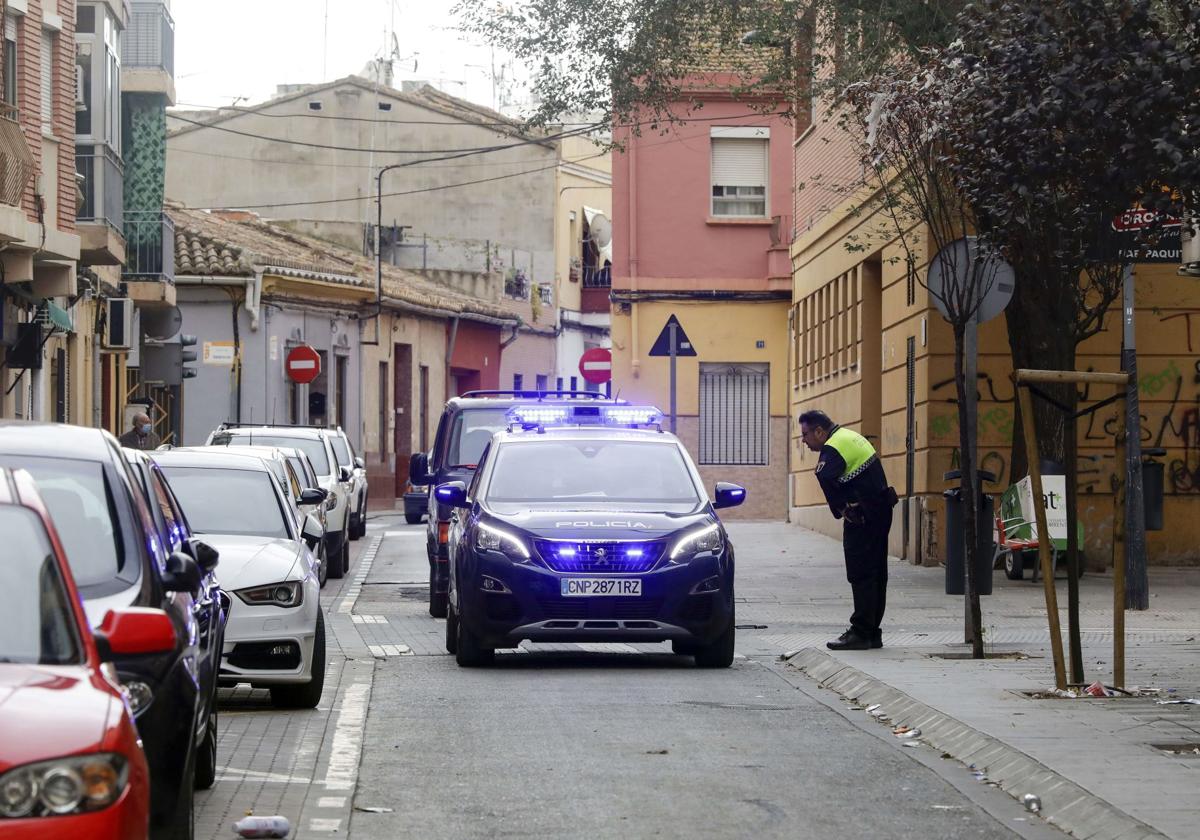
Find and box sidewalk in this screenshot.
[726,522,1200,840]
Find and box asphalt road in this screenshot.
[345,520,1046,840]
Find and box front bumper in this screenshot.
[219,580,320,686]
[457,550,734,647]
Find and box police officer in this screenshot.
[799,410,897,650]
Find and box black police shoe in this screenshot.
[871,632,883,649]
[827,630,871,650]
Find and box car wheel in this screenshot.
[317,539,329,588]
[270,612,326,709]
[429,563,448,618]
[405,511,423,525]
[328,535,346,579]
[693,619,736,668]
[445,603,459,655]
[455,611,493,667]
[1004,550,1024,580]
[167,738,197,840]
[194,704,218,791]
[349,511,362,542]
[341,539,351,576]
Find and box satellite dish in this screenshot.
[140,305,183,341]
[589,214,613,249]
[926,237,1015,325]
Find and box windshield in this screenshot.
[447,408,511,468]
[486,441,701,504]
[0,456,126,588]
[331,437,351,467]
[161,466,290,538]
[216,433,331,476]
[0,507,82,665]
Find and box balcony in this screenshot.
[504,271,530,300]
[123,210,175,292]
[0,104,34,208]
[77,145,126,265]
[122,1,176,103]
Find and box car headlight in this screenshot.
[0,754,128,818]
[669,523,722,562]
[475,522,531,561]
[236,581,303,608]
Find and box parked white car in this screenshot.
[206,424,354,579]
[329,427,368,540]
[153,448,326,709]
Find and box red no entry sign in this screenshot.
[579,347,612,384]
[286,344,322,384]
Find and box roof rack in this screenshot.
[216,422,330,431]
[459,390,619,401]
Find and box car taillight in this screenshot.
[438,522,450,544]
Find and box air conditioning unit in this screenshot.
[105,298,134,349]
[1183,213,1200,276]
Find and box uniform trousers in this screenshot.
[842,514,891,640]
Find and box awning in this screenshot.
[39,299,74,333]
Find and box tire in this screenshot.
[405,511,423,525]
[671,640,699,656]
[445,604,459,654]
[167,739,196,840]
[317,540,329,588]
[328,534,346,580]
[349,512,361,541]
[693,620,736,668]
[193,705,217,791]
[1004,550,1024,580]
[429,563,448,618]
[341,539,351,576]
[270,612,326,709]
[455,611,493,667]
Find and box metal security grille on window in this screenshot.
[40,32,53,126]
[699,363,769,465]
[711,139,767,217]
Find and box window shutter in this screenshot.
[699,363,770,465]
[40,30,53,125]
[5,15,17,42]
[711,138,767,187]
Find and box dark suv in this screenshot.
[436,404,746,668]
[0,421,215,840]
[409,391,623,618]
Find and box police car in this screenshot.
[436,405,746,668]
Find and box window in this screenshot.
[512,373,523,391]
[710,128,769,217]
[535,374,548,392]
[40,30,54,127]
[3,16,17,107]
[149,468,185,551]
[161,467,290,539]
[699,363,770,465]
[798,267,860,386]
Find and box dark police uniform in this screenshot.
[814,425,896,643]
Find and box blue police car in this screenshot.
[436,405,746,668]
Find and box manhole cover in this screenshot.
[1151,743,1200,757]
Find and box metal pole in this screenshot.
[963,316,978,645]
[669,320,677,434]
[375,169,383,347]
[1113,385,1128,689]
[1121,264,1149,610]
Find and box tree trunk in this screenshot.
[1064,383,1085,685]
[954,323,985,659]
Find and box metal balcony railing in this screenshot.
[0,103,35,207]
[504,273,530,299]
[123,1,175,74]
[123,210,175,282]
[76,145,124,232]
[582,265,611,288]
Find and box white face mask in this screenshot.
[139,423,152,435]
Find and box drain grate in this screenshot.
[929,651,1034,660]
[1151,743,1200,757]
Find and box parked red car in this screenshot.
[0,468,175,839]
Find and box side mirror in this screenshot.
[409,452,430,485]
[434,481,469,509]
[302,512,324,548]
[162,551,203,593]
[713,482,747,510]
[338,466,352,483]
[354,456,365,470]
[186,538,220,573]
[299,487,329,506]
[95,607,177,659]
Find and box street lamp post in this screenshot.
[366,162,408,346]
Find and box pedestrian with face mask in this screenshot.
[798,410,898,650]
[119,412,162,450]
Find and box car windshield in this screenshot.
[216,433,330,476]
[485,440,701,504]
[447,408,511,468]
[0,456,126,588]
[160,466,290,538]
[0,507,82,665]
[331,437,351,467]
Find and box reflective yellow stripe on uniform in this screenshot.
[826,427,877,483]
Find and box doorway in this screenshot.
[859,257,883,445]
[393,344,413,497]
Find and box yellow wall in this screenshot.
[554,136,612,313]
[789,192,1200,565]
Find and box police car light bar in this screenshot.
[602,406,663,426]
[506,404,664,430]
[509,406,571,426]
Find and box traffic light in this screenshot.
[180,334,198,380]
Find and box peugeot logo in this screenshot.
[594,547,608,564]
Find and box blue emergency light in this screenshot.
[506,404,665,431]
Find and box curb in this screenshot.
[785,648,1168,840]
